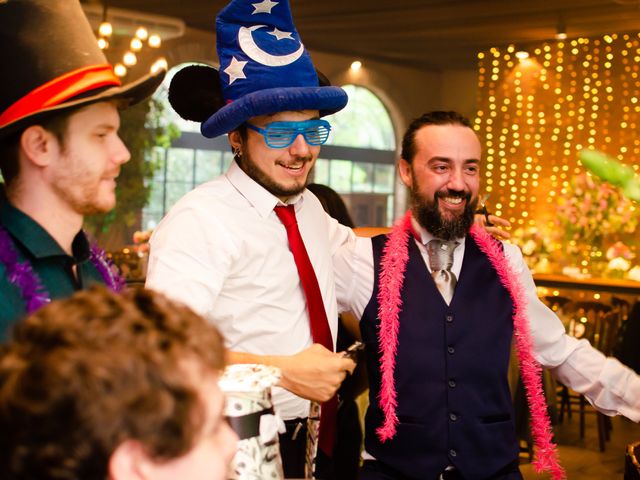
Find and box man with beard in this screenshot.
[146,0,356,477]
[333,111,640,480]
[0,0,165,339]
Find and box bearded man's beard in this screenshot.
[411,184,477,240]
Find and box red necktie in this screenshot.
[274,204,337,457]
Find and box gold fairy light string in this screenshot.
[475,31,640,231]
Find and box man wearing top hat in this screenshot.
[0,0,165,340]
[146,0,356,476]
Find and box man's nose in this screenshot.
[288,133,311,155]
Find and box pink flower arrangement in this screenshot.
[606,241,634,261]
[133,229,153,245]
[555,173,638,256]
[131,229,153,254]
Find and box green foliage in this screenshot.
[84,97,179,237]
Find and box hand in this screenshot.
[474,213,511,240]
[278,343,356,402]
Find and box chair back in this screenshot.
[564,300,612,340]
[625,441,640,480]
[593,310,621,356]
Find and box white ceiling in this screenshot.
[85,0,640,70]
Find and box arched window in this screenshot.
[313,85,396,226]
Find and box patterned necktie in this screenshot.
[426,239,459,305]
[273,205,337,465]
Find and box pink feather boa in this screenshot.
[376,210,565,479]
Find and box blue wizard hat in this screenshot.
[168,0,348,138]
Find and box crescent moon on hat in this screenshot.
[238,25,305,67]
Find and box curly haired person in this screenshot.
[0,286,237,480]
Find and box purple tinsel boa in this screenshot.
[0,226,125,314]
[0,226,49,312]
[90,244,126,292]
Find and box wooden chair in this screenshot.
[557,308,621,451]
[625,441,640,480]
[543,295,572,313]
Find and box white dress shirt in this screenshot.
[146,161,355,419]
[333,218,640,421]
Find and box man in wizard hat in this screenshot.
[0,0,165,340]
[146,0,356,477]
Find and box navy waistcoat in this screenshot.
[361,234,519,479]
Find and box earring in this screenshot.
[232,146,242,158]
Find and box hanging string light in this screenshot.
[151,57,168,74]
[135,26,149,41]
[98,4,112,37]
[148,34,162,48]
[475,31,640,233]
[92,4,166,78]
[123,51,137,67]
[114,63,127,77]
[130,37,143,52]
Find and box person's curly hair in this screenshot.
[0,286,226,480]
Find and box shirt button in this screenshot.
[447,346,455,354]
[448,379,456,388]
[446,315,453,323]
[449,413,458,421]
[449,449,457,457]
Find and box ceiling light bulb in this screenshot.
[151,57,168,74]
[130,37,143,51]
[148,34,162,48]
[515,50,530,60]
[123,51,137,66]
[556,31,567,40]
[135,26,149,40]
[97,37,109,50]
[99,21,112,37]
[114,63,127,77]
[350,60,362,72]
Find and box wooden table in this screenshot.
[533,273,640,296]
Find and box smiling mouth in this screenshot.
[441,195,464,205]
[278,160,308,171]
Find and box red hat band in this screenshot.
[0,64,121,129]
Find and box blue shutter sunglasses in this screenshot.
[245,119,332,148]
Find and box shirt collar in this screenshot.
[0,201,91,262]
[225,160,304,217]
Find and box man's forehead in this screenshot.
[70,100,119,117]
[415,124,481,156]
[251,109,320,122]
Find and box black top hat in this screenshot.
[0,0,166,139]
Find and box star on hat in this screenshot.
[224,57,248,84]
[252,0,278,14]
[268,28,294,41]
